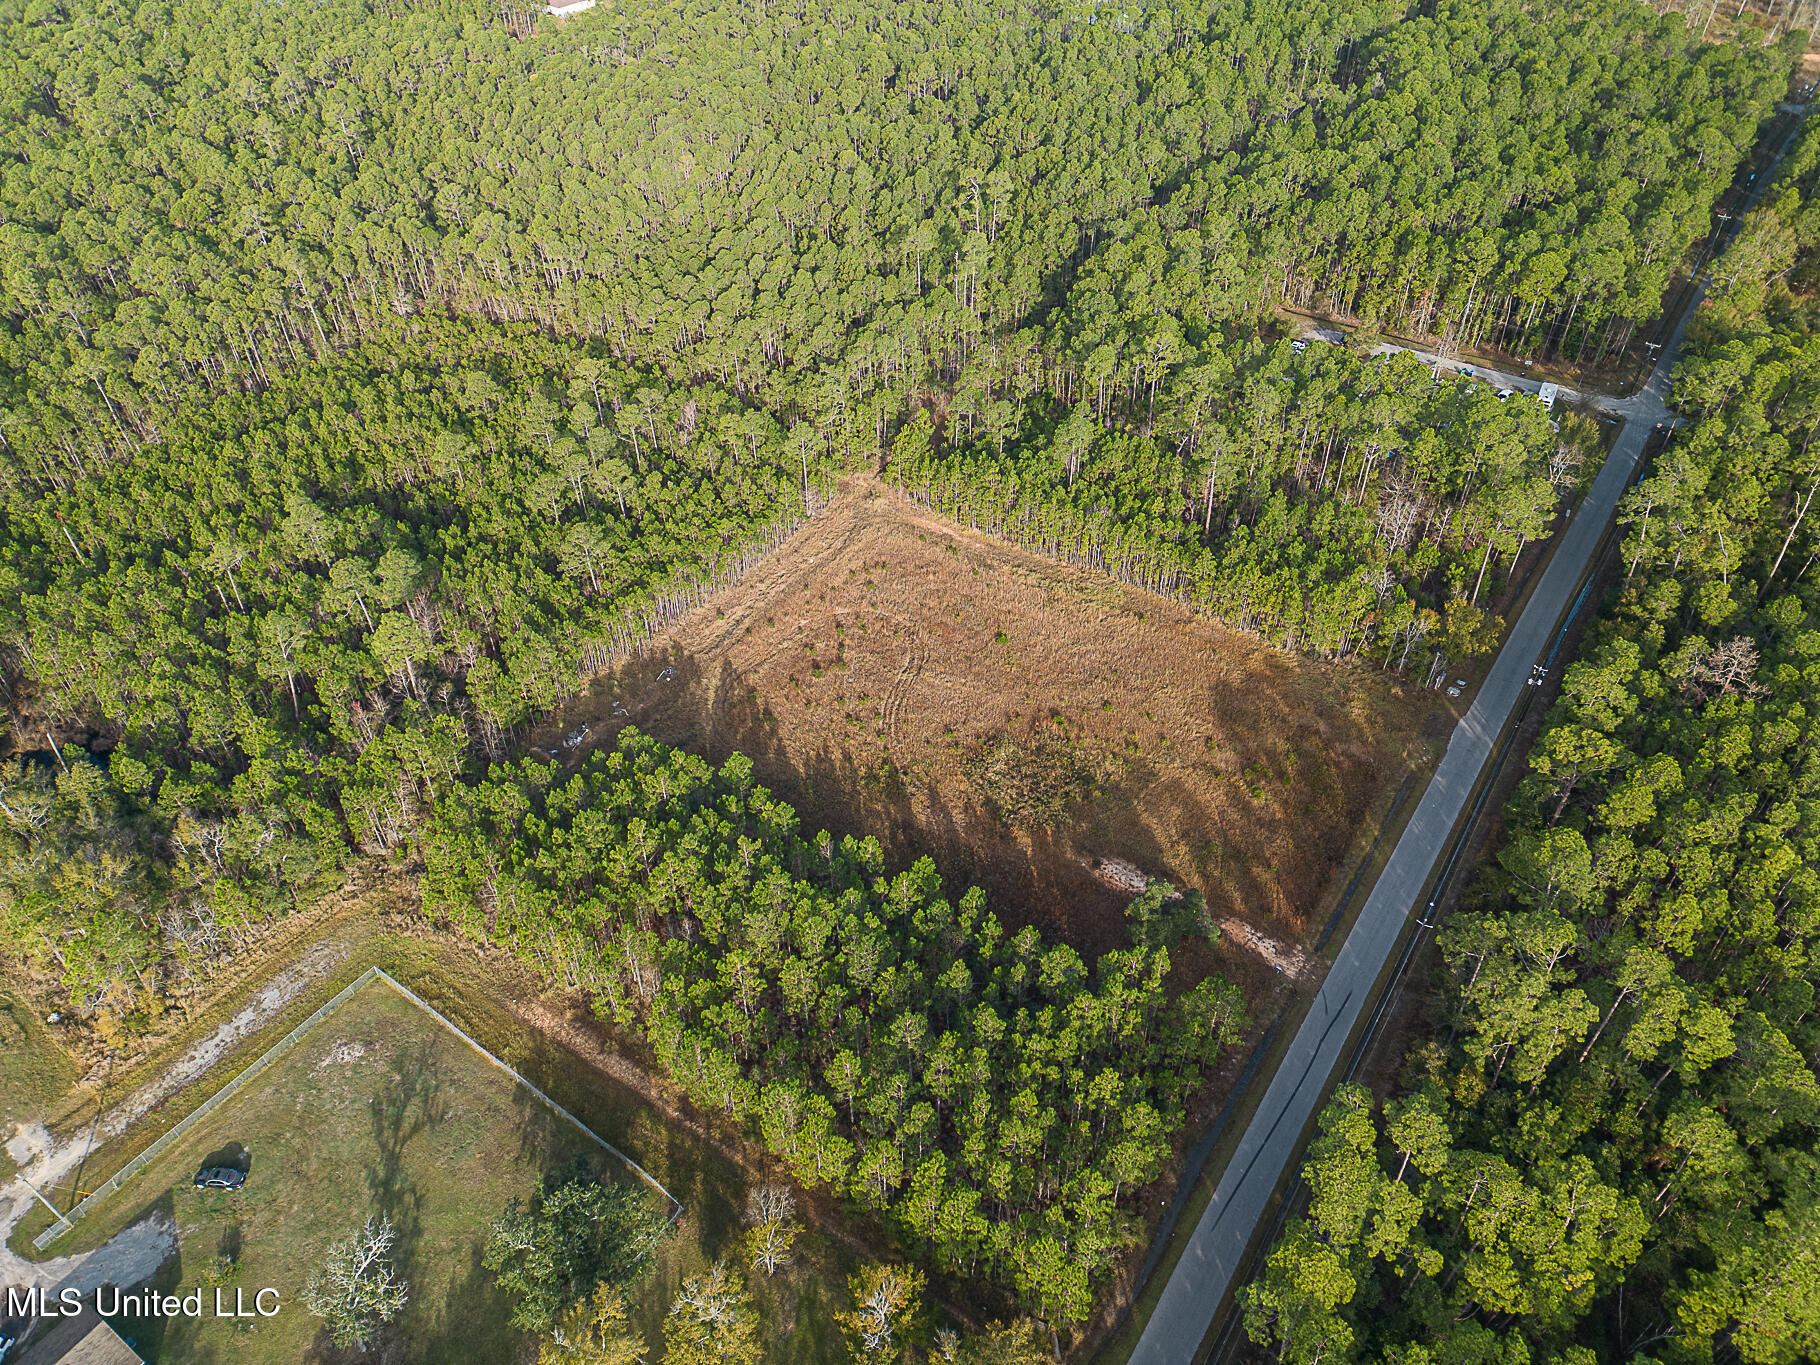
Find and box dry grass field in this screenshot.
[537,478,1442,996]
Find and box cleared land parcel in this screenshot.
[544,481,1439,982]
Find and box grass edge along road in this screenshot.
[1122,104,1814,1365]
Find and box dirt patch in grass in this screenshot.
[537,477,1434,999]
[99,939,353,1144]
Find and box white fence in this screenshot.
[34,966,678,1250]
[370,969,680,1219]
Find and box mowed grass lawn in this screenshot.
[68,982,649,1364]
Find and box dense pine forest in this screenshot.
[0,0,1812,1345]
[0,318,833,1007]
[1244,122,1820,1365]
[1,0,1793,450]
[424,732,1247,1320]
[895,345,1593,659]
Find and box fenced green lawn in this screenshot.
[18,931,860,1364]
[62,984,606,1361]
[44,972,848,1365]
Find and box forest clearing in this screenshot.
[3,0,1811,1354]
[535,479,1447,993]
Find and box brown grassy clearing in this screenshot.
[536,477,1439,1000]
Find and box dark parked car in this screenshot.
[193,1166,246,1190]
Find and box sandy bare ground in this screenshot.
[0,940,353,1301]
[1215,916,1313,979]
[96,938,351,1141]
[1,1123,175,1296]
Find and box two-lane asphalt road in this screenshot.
[1128,108,1809,1365]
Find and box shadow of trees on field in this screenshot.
[398,1239,515,1365]
[584,619,1388,971]
[360,1040,444,1343]
[488,1014,761,1358]
[215,1222,244,1267]
[594,648,1184,958]
[502,1008,742,1248]
[288,1042,463,1365]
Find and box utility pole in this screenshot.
[17,1170,65,1225]
[68,1057,113,1212]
